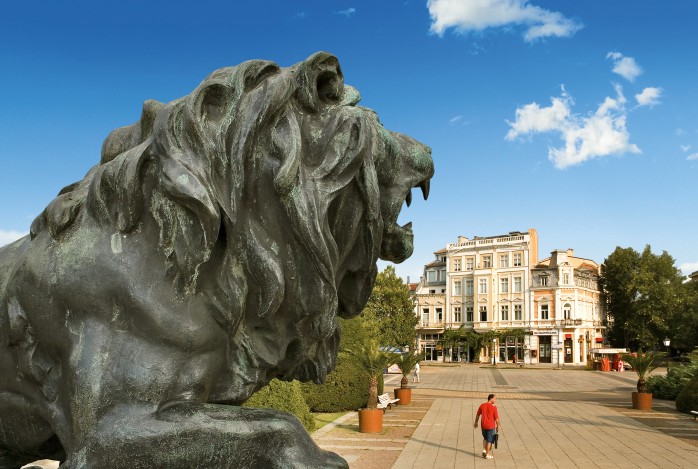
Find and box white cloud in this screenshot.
[427,0,582,42]
[336,8,356,17]
[635,87,662,107]
[606,51,642,82]
[0,230,27,247]
[680,145,691,153]
[676,128,687,136]
[679,261,698,276]
[687,153,698,161]
[506,84,641,169]
[450,115,463,123]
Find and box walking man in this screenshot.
[474,393,500,460]
[413,361,420,383]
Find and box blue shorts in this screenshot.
[482,428,496,444]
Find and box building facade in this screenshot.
[413,229,605,366]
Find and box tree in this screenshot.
[601,245,687,350]
[360,265,418,347]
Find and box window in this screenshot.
[422,308,429,325]
[540,304,549,320]
[454,259,461,271]
[479,306,488,322]
[513,253,522,266]
[436,308,443,322]
[563,272,569,284]
[465,279,474,296]
[478,279,487,294]
[540,275,549,287]
[440,256,446,262]
[427,270,436,282]
[514,304,522,320]
[454,280,462,296]
[466,306,474,322]
[466,258,474,270]
[454,306,462,322]
[500,278,509,293]
[429,289,435,294]
[482,255,492,268]
[500,254,509,268]
[501,305,509,321]
[514,276,522,293]
[564,303,572,320]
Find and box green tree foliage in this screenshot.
[243,379,315,432]
[360,265,418,347]
[601,245,688,350]
[623,350,664,393]
[344,337,399,408]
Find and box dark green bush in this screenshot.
[243,379,315,432]
[675,374,698,413]
[301,317,382,411]
[302,358,369,412]
[647,365,695,400]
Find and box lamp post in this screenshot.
[663,337,671,376]
[493,338,497,366]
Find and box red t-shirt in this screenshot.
[477,402,499,430]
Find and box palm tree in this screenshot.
[623,350,664,393]
[345,338,399,408]
[395,351,421,388]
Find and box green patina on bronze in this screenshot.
[0,52,433,468]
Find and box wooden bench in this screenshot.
[690,411,698,420]
[377,393,400,412]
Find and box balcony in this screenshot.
[418,321,445,329]
[559,319,584,326]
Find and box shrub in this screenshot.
[243,379,315,432]
[302,358,369,412]
[647,363,696,400]
[675,374,698,413]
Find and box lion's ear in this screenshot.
[194,82,232,123]
[295,52,344,112]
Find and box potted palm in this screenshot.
[345,338,399,433]
[623,350,664,410]
[394,351,421,405]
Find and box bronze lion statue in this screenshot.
[0,52,433,468]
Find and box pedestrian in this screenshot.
[474,393,500,460]
[413,361,420,383]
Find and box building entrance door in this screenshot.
[539,336,552,363]
[564,338,574,363]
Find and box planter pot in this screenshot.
[632,392,653,410]
[394,387,412,405]
[358,408,383,433]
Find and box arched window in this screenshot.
[563,303,572,320]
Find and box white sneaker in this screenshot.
[486,454,494,460]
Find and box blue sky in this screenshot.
[1,1,697,283]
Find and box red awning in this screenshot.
[565,334,572,339]
[595,338,603,343]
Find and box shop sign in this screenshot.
[532,330,558,336]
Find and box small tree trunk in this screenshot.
[367,376,378,408]
[637,378,647,393]
[401,376,408,388]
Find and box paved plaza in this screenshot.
[313,364,698,468]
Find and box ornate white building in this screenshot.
[412,229,605,366]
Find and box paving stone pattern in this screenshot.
[313,365,698,469]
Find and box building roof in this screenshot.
[408,282,419,292]
[425,260,446,268]
[434,248,447,254]
[536,256,599,271]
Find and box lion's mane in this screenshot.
[29,52,394,396]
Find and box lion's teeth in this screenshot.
[419,180,430,200]
[405,190,412,207]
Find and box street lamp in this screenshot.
[663,337,671,375]
[493,338,498,366]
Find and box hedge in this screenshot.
[675,374,698,414]
[243,379,315,432]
